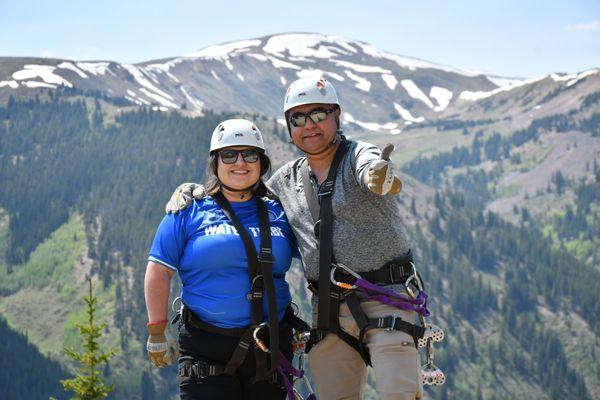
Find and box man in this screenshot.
[166,76,424,399]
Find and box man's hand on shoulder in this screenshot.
[165,182,206,214]
[366,144,403,196]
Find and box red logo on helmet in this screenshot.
[316,79,326,88]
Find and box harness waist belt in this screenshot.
[308,253,415,292]
[183,307,248,337]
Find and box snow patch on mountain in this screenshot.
[296,69,345,82]
[180,86,204,111]
[324,71,344,81]
[267,56,301,70]
[394,102,425,123]
[0,80,19,89]
[551,69,599,87]
[460,75,548,101]
[57,62,88,78]
[263,33,357,59]
[125,90,151,106]
[247,53,268,62]
[144,64,181,83]
[23,81,57,89]
[344,112,398,132]
[381,74,398,90]
[264,34,337,58]
[12,65,72,87]
[332,60,391,74]
[122,64,174,101]
[429,86,453,111]
[401,80,434,108]
[211,70,221,81]
[76,62,113,76]
[185,40,261,60]
[139,88,179,108]
[345,71,371,91]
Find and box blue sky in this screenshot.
[0,0,598,78]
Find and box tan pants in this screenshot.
[309,300,423,400]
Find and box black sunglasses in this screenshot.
[219,149,260,164]
[289,108,335,127]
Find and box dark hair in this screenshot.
[204,151,271,197]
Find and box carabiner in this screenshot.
[253,322,270,353]
[330,263,361,290]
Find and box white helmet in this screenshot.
[283,76,340,113]
[209,119,266,154]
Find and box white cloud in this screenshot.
[565,21,600,31]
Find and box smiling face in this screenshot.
[216,146,261,191]
[289,103,340,155]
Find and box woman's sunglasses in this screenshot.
[219,149,260,164]
[289,108,335,127]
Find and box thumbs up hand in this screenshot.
[366,144,403,196]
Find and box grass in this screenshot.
[496,183,521,198]
[352,127,475,167]
[0,213,147,397]
[0,213,86,294]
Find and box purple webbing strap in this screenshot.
[354,278,430,317]
[276,353,312,400]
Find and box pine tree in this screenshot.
[60,278,117,399]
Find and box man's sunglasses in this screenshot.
[289,108,335,127]
[219,149,260,164]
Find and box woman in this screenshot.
[144,119,299,399]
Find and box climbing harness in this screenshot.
[299,137,446,385]
[173,193,281,383]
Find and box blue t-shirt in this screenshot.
[148,196,297,328]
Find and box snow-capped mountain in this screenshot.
[0,34,495,129]
[0,33,598,135]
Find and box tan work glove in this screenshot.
[165,182,205,214]
[146,320,179,367]
[367,144,403,195]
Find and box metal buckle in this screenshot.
[317,181,334,197]
[389,263,397,283]
[385,315,397,332]
[259,248,275,264]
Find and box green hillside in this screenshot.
[0,89,598,399]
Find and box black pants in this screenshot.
[178,319,293,400]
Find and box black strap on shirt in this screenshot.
[300,137,350,331]
[213,192,278,381]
